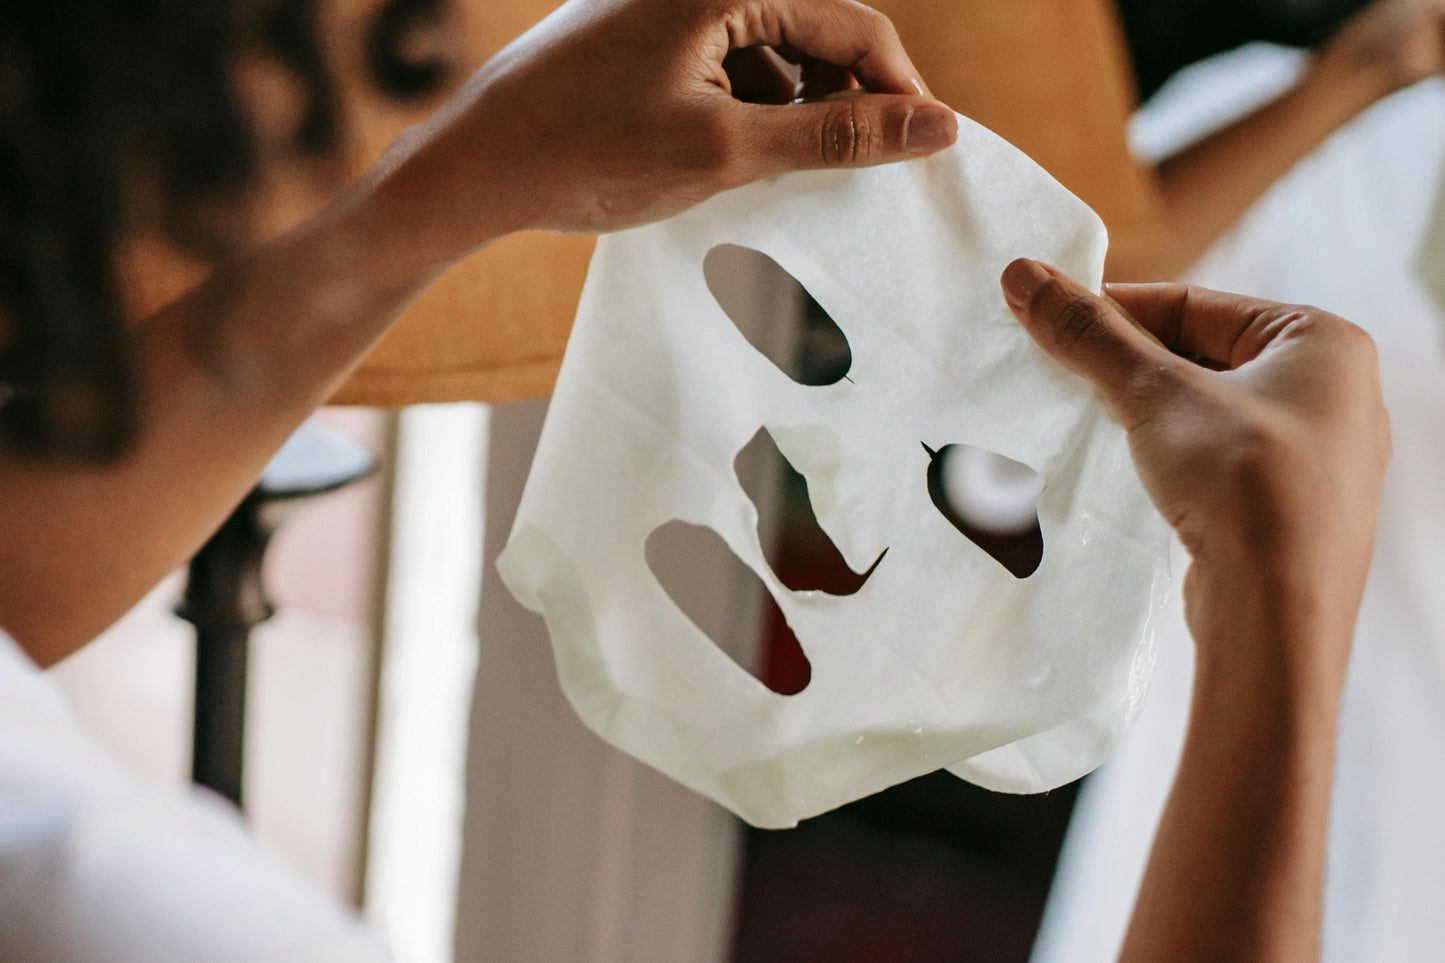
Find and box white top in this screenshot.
[0,630,389,962]
[1032,63,1445,963]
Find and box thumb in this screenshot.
[1002,258,1182,425]
[746,95,957,176]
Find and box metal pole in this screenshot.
[176,492,277,810]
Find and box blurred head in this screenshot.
[0,0,449,460]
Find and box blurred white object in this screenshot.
[1414,155,1445,325]
[0,631,388,962]
[499,112,1171,829]
[941,446,1046,536]
[1128,42,1307,165]
[1033,55,1445,963]
[366,403,488,963]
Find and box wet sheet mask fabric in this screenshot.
[497,112,1172,829]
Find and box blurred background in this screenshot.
[53,0,1445,961]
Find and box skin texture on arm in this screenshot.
[1108,0,1445,281]
[0,0,959,667]
[1002,260,1390,961]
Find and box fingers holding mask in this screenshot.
[413,0,955,236]
[718,0,956,177]
[1001,258,1186,428]
[1103,282,1310,369]
[737,0,931,96]
[737,93,957,177]
[1000,260,1390,617]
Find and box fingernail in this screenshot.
[1001,258,1052,310]
[906,105,957,154]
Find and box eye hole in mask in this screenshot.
[646,521,812,696]
[704,243,852,387]
[924,443,1045,579]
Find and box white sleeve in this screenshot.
[0,631,391,963]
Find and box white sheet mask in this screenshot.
[497,112,1172,828]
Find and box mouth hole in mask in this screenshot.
[735,427,883,595]
[647,521,811,696]
[924,443,1044,579]
[704,244,852,387]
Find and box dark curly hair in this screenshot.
[0,0,449,461]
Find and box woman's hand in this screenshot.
[1001,261,1391,961]
[1002,259,1390,692]
[373,0,957,261]
[1318,0,1445,100]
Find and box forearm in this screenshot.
[1106,57,1389,282]
[0,151,486,666]
[1006,256,1384,963]
[1121,578,1350,963]
[0,0,958,666]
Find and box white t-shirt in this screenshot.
[1032,69,1445,963]
[0,629,389,962]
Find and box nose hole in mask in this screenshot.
[735,427,883,595]
[924,443,1044,579]
[703,243,852,387]
[646,521,811,696]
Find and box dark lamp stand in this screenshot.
[177,423,376,810]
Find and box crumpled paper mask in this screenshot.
[497,112,1171,829]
